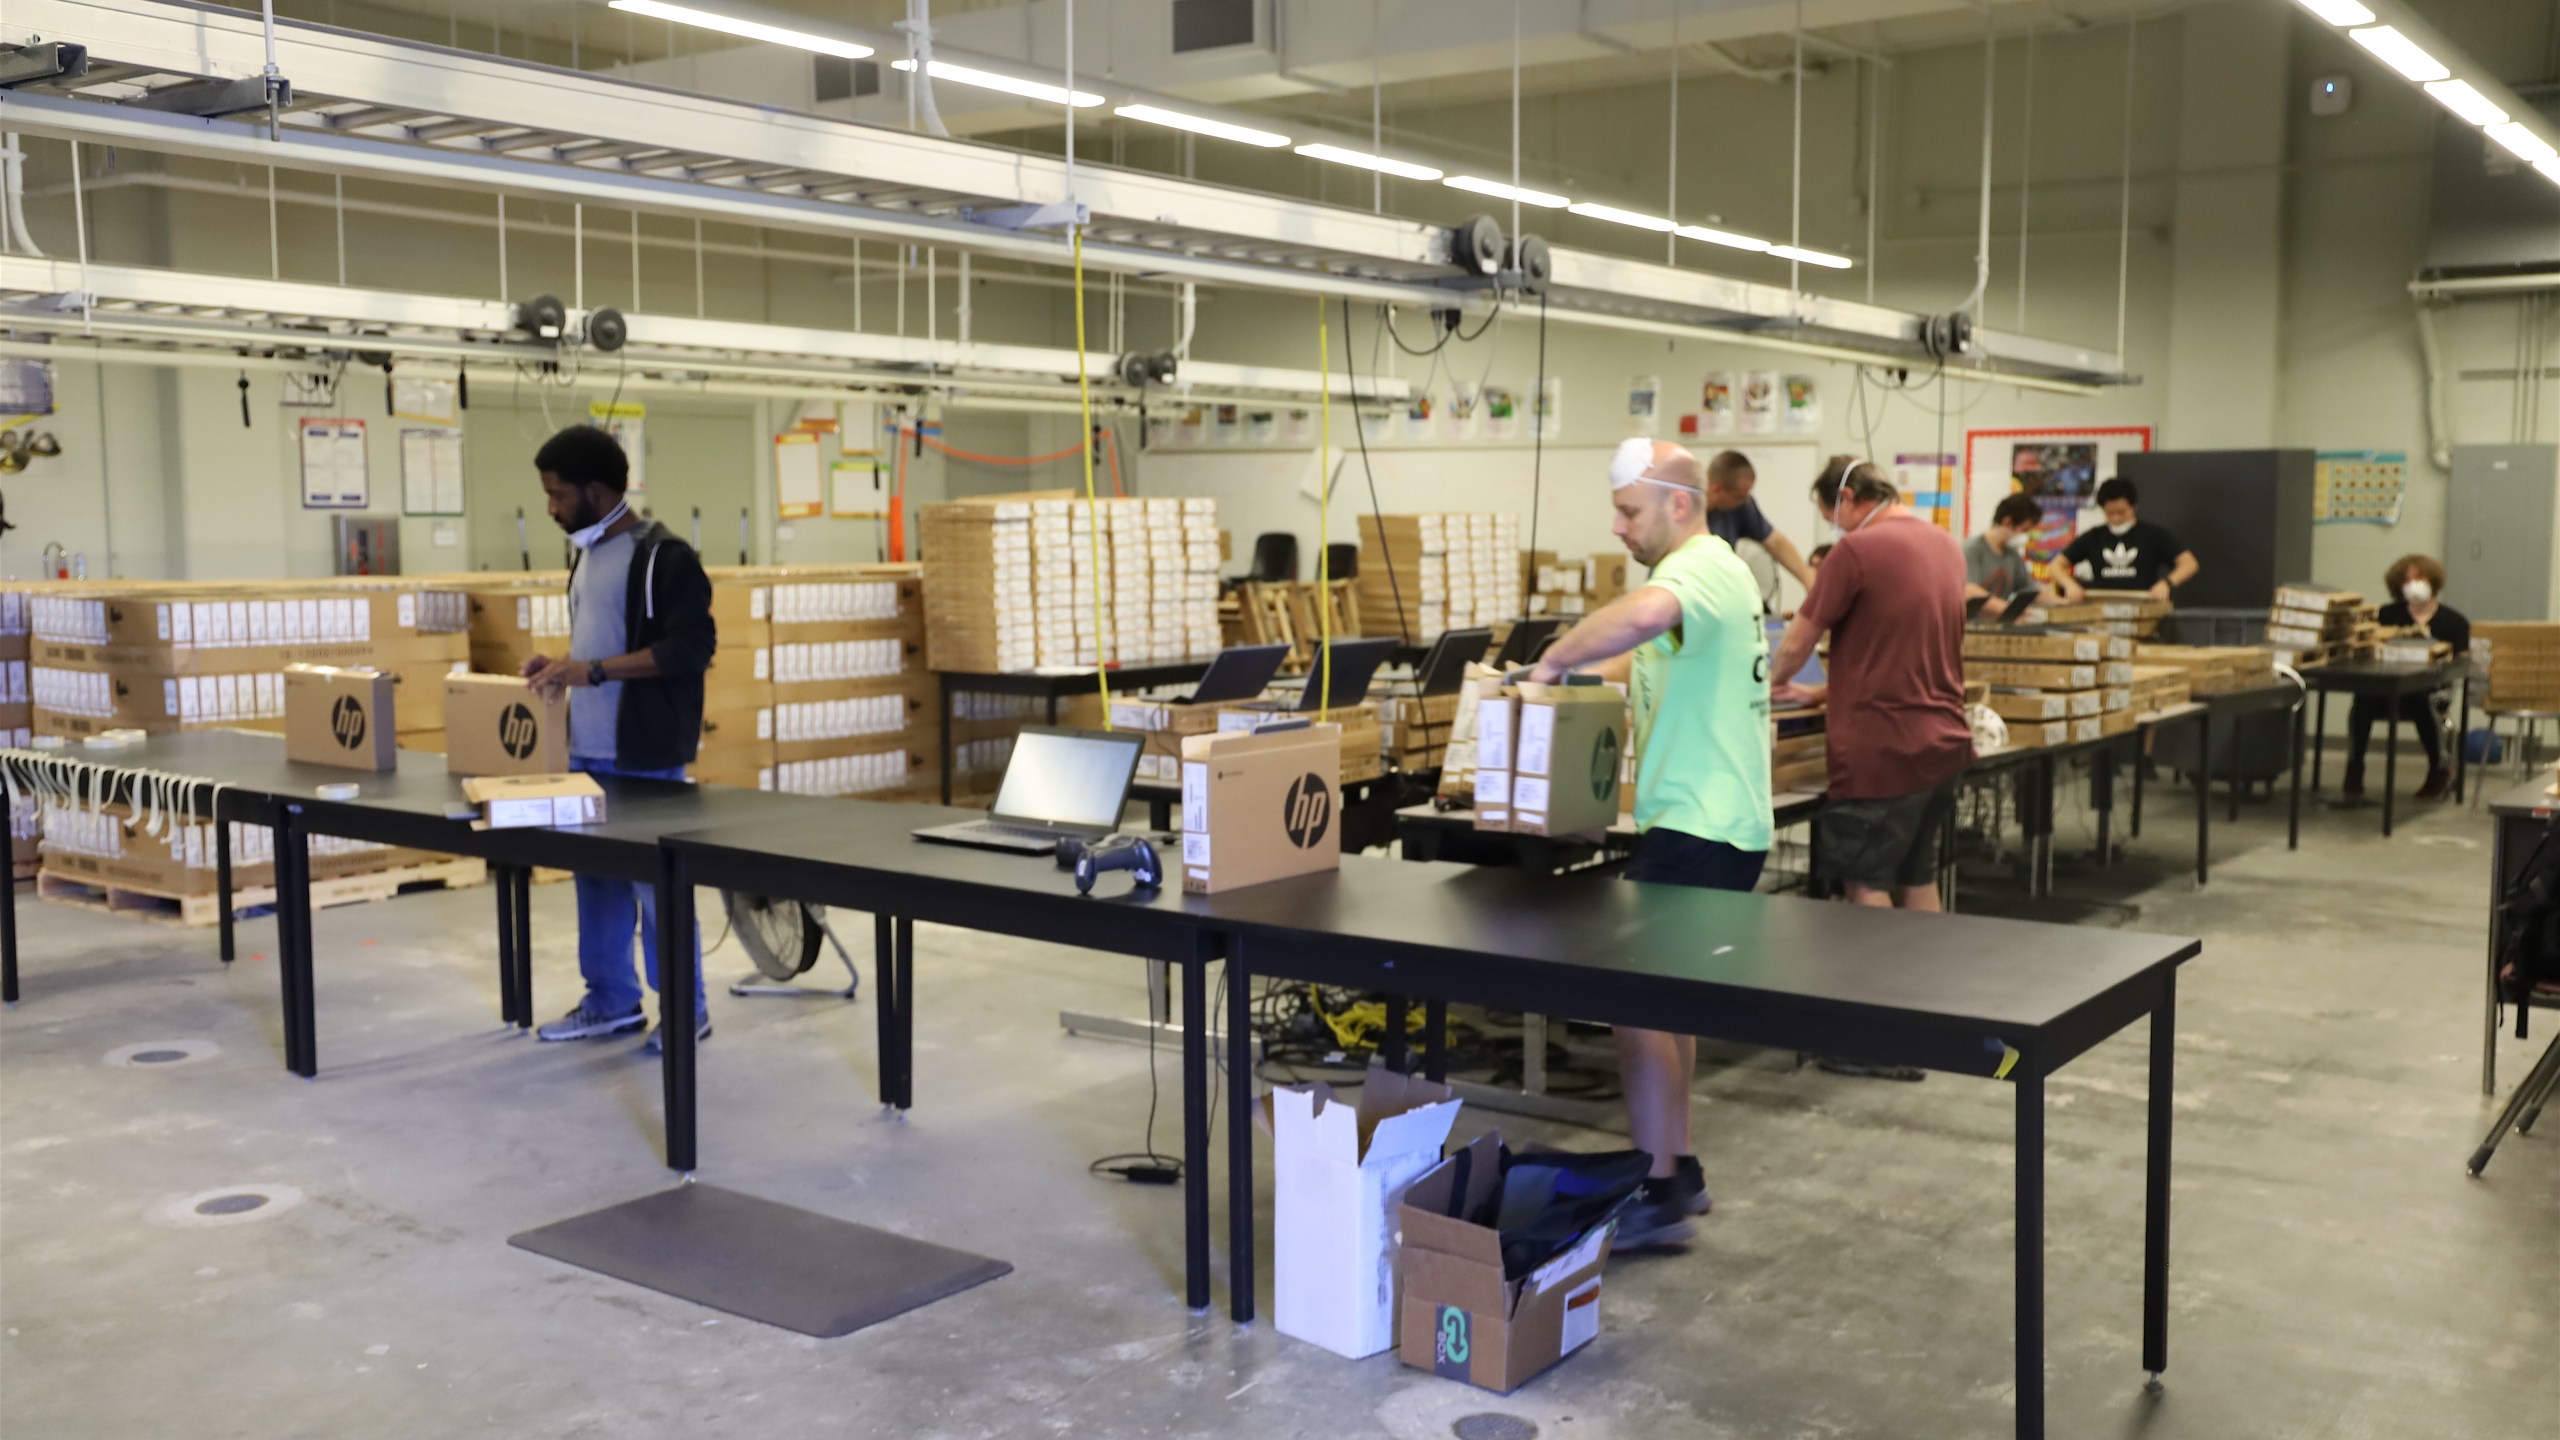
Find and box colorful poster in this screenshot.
[1447,383,1482,441]
[1535,376,1562,440]
[1281,408,1315,445]
[1484,385,1521,441]
[1245,410,1280,446]
[1893,452,1958,534]
[2313,450,2407,525]
[1960,426,2154,569]
[1782,375,1821,436]
[1212,403,1242,445]
[1737,371,1779,435]
[1402,389,1438,443]
[1627,374,1661,437]
[1700,373,1736,435]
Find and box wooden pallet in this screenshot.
[37,856,489,928]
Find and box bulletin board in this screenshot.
[2313,450,2406,525]
[1963,426,2153,581]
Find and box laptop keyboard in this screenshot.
[952,821,1059,843]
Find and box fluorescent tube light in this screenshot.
[1567,202,1677,232]
[1292,144,1443,181]
[2423,80,2508,127]
[889,59,1104,107]
[2348,26,2449,83]
[607,2,872,59]
[2488,121,2560,164]
[1444,175,1570,209]
[1768,244,1855,270]
[1112,105,1289,148]
[1675,224,1771,253]
[2537,157,2560,185]
[2292,0,2375,25]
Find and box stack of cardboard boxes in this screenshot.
[1770,707,1828,793]
[1381,693,1459,774]
[926,494,1222,676]
[2473,623,2560,712]
[1,587,28,750]
[1357,512,1526,645]
[1963,626,2138,749]
[919,496,1036,673]
[2129,643,2280,696]
[2266,584,2378,667]
[2124,665,2195,716]
[1468,679,1627,836]
[1522,551,1632,620]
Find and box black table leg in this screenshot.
[512,866,533,1028]
[495,863,519,1026]
[2383,704,2400,838]
[2193,711,2211,887]
[1421,998,1448,1082]
[2131,735,2145,839]
[2016,1061,2046,1440]
[659,845,699,1173]
[2143,974,2176,1388]
[2226,712,2242,824]
[938,676,956,806]
[1381,994,1410,1073]
[2034,757,2056,898]
[2093,746,2115,869]
[1226,935,1257,1325]
[275,802,316,1079]
[2,820,18,1006]
[894,915,915,1111]
[873,913,900,1109]
[2456,677,2472,803]
[1149,795,1173,832]
[214,792,235,965]
[2312,690,2327,791]
[2288,696,2305,852]
[1180,943,1211,1313]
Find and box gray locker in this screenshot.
[2445,444,2557,621]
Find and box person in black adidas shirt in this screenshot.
[2052,477,2198,603]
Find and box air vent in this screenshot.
[813,56,880,103]
[1173,0,1255,54]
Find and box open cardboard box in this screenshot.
[1396,1131,1614,1393]
[1264,1067,1461,1359]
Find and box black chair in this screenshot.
[1324,543,1359,581]
[1248,532,1297,583]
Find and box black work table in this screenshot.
[936,659,1213,804]
[1392,790,1828,872]
[1203,854,2199,1440]
[2299,661,2470,835]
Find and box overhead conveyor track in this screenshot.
[0,0,2132,391]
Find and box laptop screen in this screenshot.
[989,729,1142,829]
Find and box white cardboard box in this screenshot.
[1270,1068,1462,1359]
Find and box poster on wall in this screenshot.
[1245,410,1280,446]
[1402,390,1437,443]
[1212,404,1242,446]
[1627,375,1661,437]
[1782,376,1821,436]
[1699,373,1736,435]
[774,430,825,520]
[391,374,459,424]
[1737,371,1780,435]
[297,417,369,509]
[1281,408,1315,445]
[1177,405,1208,446]
[1484,385,1521,440]
[1447,383,1481,441]
[1534,376,1563,440]
[829,452,881,517]
[589,401,646,494]
[399,426,465,516]
[1961,426,2154,576]
[1893,453,1958,534]
[0,356,55,415]
[2313,450,2406,525]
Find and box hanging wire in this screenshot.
[1789,2,1803,297]
[1317,297,1333,717]
[2017,28,2034,331]
[2115,17,2138,362]
[1071,226,1112,721]
[1666,0,1681,266]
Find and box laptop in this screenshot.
[1414,627,1494,697]
[1491,617,1564,671]
[912,726,1144,855]
[1177,644,1288,705]
[1764,616,1824,687]
[1296,637,1397,711]
[1964,588,2043,624]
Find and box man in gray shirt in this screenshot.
[1964,494,2045,602]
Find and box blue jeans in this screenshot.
[568,755,705,1016]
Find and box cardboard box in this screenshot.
[461,773,606,829]
[1177,723,1342,893]
[1964,660,2104,691]
[1396,1132,1613,1394]
[443,673,569,777]
[1471,682,1518,833]
[1962,628,2113,663]
[1981,690,2069,722]
[283,664,397,771]
[1506,683,1625,837]
[1270,1069,1463,1358]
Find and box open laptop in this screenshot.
[1414,627,1495,696]
[1964,588,2043,625]
[1296,637,1397,711]
[1177,643,1288,705]
[1765,616,1824,687]
[912,726,1144,855]
[1491,617,1563,671]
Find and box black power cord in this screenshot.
[1341,297,1410,644]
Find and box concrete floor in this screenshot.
[3,776,2556,1439]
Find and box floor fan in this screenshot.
[722,891,862,999]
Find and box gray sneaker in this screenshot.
[642,1013,713,1055]
[1611,1193,1698,1251]
[536,1001,646,1042]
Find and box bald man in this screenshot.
[1528,438,1772,1250]
[1706,450,1819,601]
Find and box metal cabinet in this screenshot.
[2445,444,2558,622]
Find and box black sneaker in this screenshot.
[1663,1155,1712,1217]
[535,1001,646,1042]
[642,1012,713,1055]
[1611,1192,1697,1251]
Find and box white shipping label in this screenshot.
[170,603,192,644]
[753,648,771,680]
[517,597,531,630]
[1560,1279,1602,1354]
[156,603,171,640]
[1476,770,1512,805]
[398,594,416,629]
[1515,705,1556,775]
[1477,699,1514,770]
[1181,761,1208,833]
[1512,776,1551,812]
[1181,831,1212,866]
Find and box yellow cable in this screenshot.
[1073,226,1111,728]
[1317,297,1332,718]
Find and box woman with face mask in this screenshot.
[2344,554,2469,802]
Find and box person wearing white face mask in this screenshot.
[2050,477,2198,604]
[1963,494,2046,601]
[2345,554,2470,803]
[519,425,722,1053]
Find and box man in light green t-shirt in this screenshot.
[1528,437,1773,1249]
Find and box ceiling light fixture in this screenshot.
[889,59,1104,108]
[1443,175,1570,208]
[2537,157,2560,184]
[1112,105,1290,148]
[1768,244,1855,270]
[2488,121,2560,165]
[1292,144,1443,181]
[2292,0,2375,25]
[1674,224,1771,253]
[2423,79,2508,128]
[606,1,872,59]
[2348,26,2449,83]
[1567,202,1677,232]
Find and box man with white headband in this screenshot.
[1526,436,1772,1248]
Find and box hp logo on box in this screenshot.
[330,695,367,749]
[499,702,540,760]
[1282,773,1331,850]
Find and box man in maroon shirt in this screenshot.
[1769,456,1971,913]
